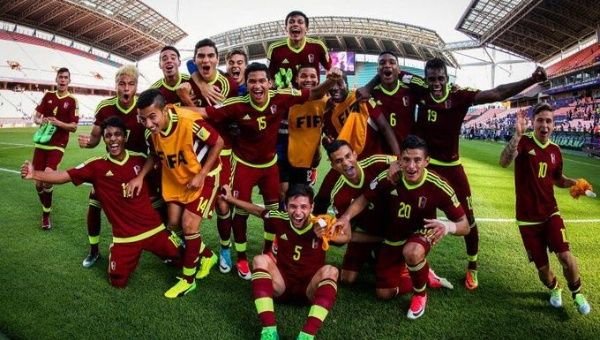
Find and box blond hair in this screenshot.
[114,64,139,83]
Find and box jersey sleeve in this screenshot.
[320,43,332,70]
[205,104,235,124]
[35,92,50,114]
[70,96,80,123]
[400,72,429,99]
[552,147,564,182]
[363,170,393,202]
[366,97,382,119]
[439,186,465,222]
[66,161,96,186]
[282,88,311,107]
[193,119,220,146]
[313,179,335,214]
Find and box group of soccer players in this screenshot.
[20,9,593,340]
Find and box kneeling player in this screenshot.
[221,184,349,340]
[335,135,469,319]
[21,116,182,288]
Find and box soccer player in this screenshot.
[499,103,591,315]
[334,135,470,320]
[178,38,240,275]
[267,10,331,89]
[190,62,342,280]
[371,51,422,147]
[279,64,327,203]
[22,116,182,288]
[134,89,223,298]
[30,67,79,230]
[410,58,548,290]
[315,140,454,289]
[78,65,150,268]
[322,76,400,159]
[226,49,248,95]
[220,184,349,340]
[151,46,190,105]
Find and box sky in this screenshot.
[137,0,536,90]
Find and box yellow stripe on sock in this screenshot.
[318,279,338,291]
[264,232,275,241]
[235,242,247,252]
[308,304,329,321]
[42,206,52,213]
[413,284,427,293]
[220,239,231,247]
[408,260,427,272]
[88,235,100,245]
[255,297,274,314]
[468,254,478,262]
[183,266,196,276]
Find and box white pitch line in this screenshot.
[0,142,33,147]
[0,167,19,174]
[475,217,600,224]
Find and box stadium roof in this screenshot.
[0,0,187,61]
[456,0,600,63]
[209,16,458,68]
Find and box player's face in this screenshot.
[296,67,319,89]
[329,145,359,181]
[137,104,167,134]
[425,67,448,99]
[247,70,272,106]
[55,71,70,92]
[116,75,137,107]
[286,15,307,43]
[194,46,218,80]
[533,110,554,143]
[378,54,399,86]
[286,195,313,228]
[400,148,429,184]
[103,126,126,159]
[328,79,348,103]
[159,49,181,78]
[227,54,247,85]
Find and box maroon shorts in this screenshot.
[170,173,218,218]
[518,215,569,268]
[375,234,431,290]
[275,270,314,305]
[428,164,474,225]
[342,240,380,272]
[230,159,279,208]
[219,152,232,187]
[108,230,181,287]
[32,148,63,171]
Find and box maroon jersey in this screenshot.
[315,154,395,235]
[150,73,191,105]
[35,91,79,150]
[263,210,325,280]
[205,88,310,166]
[363,168,464,242]
[189,72,238,149]
[267,37,331,89]
[514,133,563,224]
[372,76,418,147]
[94,97,147,154]
[412,87,479,164]
[67,151,162,238]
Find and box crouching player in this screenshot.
[21,116,182,288]
[499,103,591,315]
[335,135,469,319]
[221,184,349,340]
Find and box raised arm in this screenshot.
[308,68,343,100]
[78,124,102,149]
[474,67,547,105]
[499,110,526,167]
[21,160,72,184]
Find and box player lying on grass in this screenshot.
[333,135,470,320]
[21,116,183,289]
[499,102,592,315]
[220,183,349,340]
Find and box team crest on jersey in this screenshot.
[550,153,556,164]
[64,102,69,109]
[444,99,452,109]
[403,96,410,107]
[312,238,319,249]
[308,54,315,63]
[270,105,278,114]
[48,100,53,104]
[369,178,379,190]
[133,165,141,175]
[418,196,427,209]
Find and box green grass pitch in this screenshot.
[0,127,599,339]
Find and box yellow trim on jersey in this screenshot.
[425,171,456,198]
[54,91,72,100]
[532,133,552,149]
[112,224,166,243]
[402,168,429,190]
[116,96,138,114]
[220,149,232,156]
[34,144,65,152]
[152,73,190,91]
[383,239,407,246]
[287,37,306,53]
[376,79,408,96]
[232,152,277,168]
[430,83,452,104]
[267,39,288,59]
[517,212,561,226]
[429,158,462,166]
